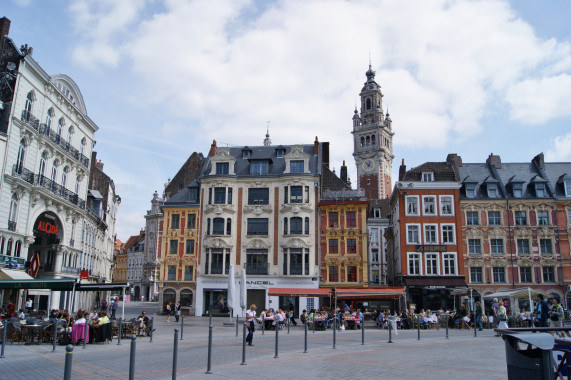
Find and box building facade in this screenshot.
[143,191,163,302]
[367,199,390,285]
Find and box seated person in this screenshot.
[17,309,26,320]
[300,310,307,325]
[94,312,109,328]
[137,311,150,336]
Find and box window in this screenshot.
[564,179,571,196]
[423,196,436,215]
[67,126,73,145]
[465,184,476,198]
[24,91,33,119]
[39,152,47,178]
[329,212,338,227]
[16,139,25,174]
[328,266,339,282]
[520,267,532,283]
[214,188,226,204]
[487,184,499,198]
[407,225,420,244]
[290,160,304,173]
[515,211,527,226]
[206,248,226,274]
[408,253,421,275]
[490,239,504,254]
[171,214,180,229]
[212,218,225,235]
[470,267,483,283]
[466,211,479,225]
[184,266,193,281]
[425,253,439,275]
[169,240,178,255]
[537,211,549,225]
[247,218,268,235]
[512,183,523,197]
[443,253,456,275]
[187,214,196,229]
[346,211,356,228]
[468,239,481,254]
[370,228,379,243]
[329,239,338,254]
[517,239,530,254]
[290,186,302,203]
[57,118,64,137]
[440,196,453,215]
[246,249,268,275]
[424,224,438,244]
[304,217,309,234]
[347,266,357,282]
[488,211,501,225]
[374,208,381,218]
[250,160,269,175]
[493,267,505,283]
[405,196,419,215]
[216,162,229,175]
[45,108,54,129]
[441,224,455,244]
[51,160,59,183]
[283,248,308,275]
[168,265,176,281]
[347,239,357,254]
[248,188,269,204]
[535,183,546,197]
[80,138,86,156]
[371,248,379,263]
[290,217,303,234]
[242,149,251,159]
[185,239,194,255]
[540,239,553,254]
[276,148,285,158]
[422,172,434,182]
[543,267,555,283]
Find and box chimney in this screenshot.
[0,17,10,48]
[314,136,319,155]
[446,153,462,180]
[209,140,217,157]
[340,160,348,184]
[398,158,406,181]
[533,153,545,170]
[486,153,501,169]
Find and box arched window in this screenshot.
[8,193,18,224]
[75,176,80,194]
[67,126,74,145]
[14,241,21,258]
[80,137,86,156]
[24,92,34,120]
[6,239,12,256]
[366,98,372,110]
[0,236,4,255]
[57,118,64,138]
[62,166,69,188]
[366,136,370,145]
[46,108,54,130]
[51,159,59,183]
[371,135,376,145]
[16,139,26,174]
[360,136,365,147]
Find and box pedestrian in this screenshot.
[246,304,257,346]
[475,302,483,331]
[111,298,118,319]
[165,301,172,322]
[537,294,549,327]
[549,298,564,328]
[101,299,108,312]
[25,297,33,314]
[174,302,181,322]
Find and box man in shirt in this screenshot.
[537,294,549,327]
[137,311,150,336]
[246,304,257,346]
[25,298,33,313]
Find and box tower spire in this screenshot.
[263,121,272,146]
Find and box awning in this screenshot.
[0,268,34,280]
[483,288,540,301]
[76,282,130,292]
[335,287,405,300]
[267,288,330,297]
[88,189,104,200]
[0,278,76,290]
[405,276,467,288]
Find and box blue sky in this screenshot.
[4,0,571,241]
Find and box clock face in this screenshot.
[362,159,375,172]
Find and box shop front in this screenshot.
[404,276,467,311]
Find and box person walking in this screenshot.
[475,301,483,331]
[246,304,257,346]
[110,298,118,319]
[174,302,181,322]
[537,294,549,327]
[549,298,564,328]
[166,301,172,322]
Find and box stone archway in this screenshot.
[28,211,63,273]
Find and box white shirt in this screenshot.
[246,309,256,321]
[25,300,32,308]
[75,318,86,324]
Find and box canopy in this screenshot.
[335,287,405,300]
[0,268,34,280]
[0,278,76,290]
[268,288,330,297]
[75,282,129,292]
[483,288,540,301]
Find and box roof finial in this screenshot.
[263,121,272,146]
[369,52,372,69]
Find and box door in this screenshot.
[247,289,266,312]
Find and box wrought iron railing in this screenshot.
[7,221,16,231]
[245,262,268,275]
[289,263,303,275]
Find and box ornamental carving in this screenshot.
[204,238,231,249]
[245,239,268,249]
[213,147,231,159]
[285,145,308,159]
[243,205,272,215]
[204,204,234,215]
[282,238,309,249]
[280,204,313,214]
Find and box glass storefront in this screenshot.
[203,290,229,315]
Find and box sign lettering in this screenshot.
[37,221,58,235]
[415,245,447,252]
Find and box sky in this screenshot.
[3,0,571,241]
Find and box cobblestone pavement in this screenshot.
[0,304,508,379]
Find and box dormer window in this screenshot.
[487,184,499,198]
[422,172,434,182]
[290,160,304,173]
[512,183,523,198]
[465,184,476,198]
[216,162,229,175]
[563,179,571,196]
[535,183,546,197]
[242,148,251,159]
[250,160,269,175]
[276,148,285,158]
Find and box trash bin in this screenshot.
[502,333,554,380]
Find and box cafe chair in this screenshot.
[72,323,89,344]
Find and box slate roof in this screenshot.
[368,199,391,218]
[162,179,201,208]
[400,162,457,182]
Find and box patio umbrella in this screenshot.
[227,265,235,320]
[240,269,247,316]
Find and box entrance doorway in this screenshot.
[247,289,265,311]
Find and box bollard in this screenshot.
[52,319,58,352]
[417,314,421,341]
[262,318,265,335]
[312,317,315,333]
[206,315,213,374]
[149,317,154,343]
[180,315,184,340]
[474,320,477,338]
[332,317,336,349]
[274,321,279,359]
[361,317,365,345]
[446,315,449,339]
[129,335,137,380]
[1,321,9,358]
[117,318,122,346]
[236,315,239,337]
[63,344,73,380]
[83,319,89,349]
[287,316,290,334]
[388,320,393,343]
[303,321,308,353]
[172,328,179,380]
[241,322,247,365]
[437,315,440,331]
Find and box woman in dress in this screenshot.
[165,301,172,322]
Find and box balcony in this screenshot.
[20,110,90,168]
[7,221,16,231]
[11,165,86,209]
[210,263,224,274]
[289,263,303,275]
[245,262,268,275]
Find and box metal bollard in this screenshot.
[262,318,265,335]
[129,335,136,380]
[117,318,122,346]
[446,315,449,339]
[274,321,279,359]
[0,321,8,358]
[332,318,336,349]
[417,314,421,340]
[312,318,315,333]
[241,322,247,365]
[388,320,393,343]
[180,315,184,340]
[149,317,154,343]
[474,320,477,338]
[83,320,89,349]
[172,328,179,380]
[303,321,308,353]
[63,344,73,380]
[236,315,239,337]
[287,316,290,334]
[205,315,213,374]
[361,317,365,345]
[52,319,58,352]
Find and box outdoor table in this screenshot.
[313,317,327,330]
[121,321,137,338]
[343,317,360,330]
[264,317,275,330]
[22,324,43,345]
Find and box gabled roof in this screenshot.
[401,162,457,182]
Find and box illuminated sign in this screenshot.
[37,221,58,235]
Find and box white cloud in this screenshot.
[546,133,571,161]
